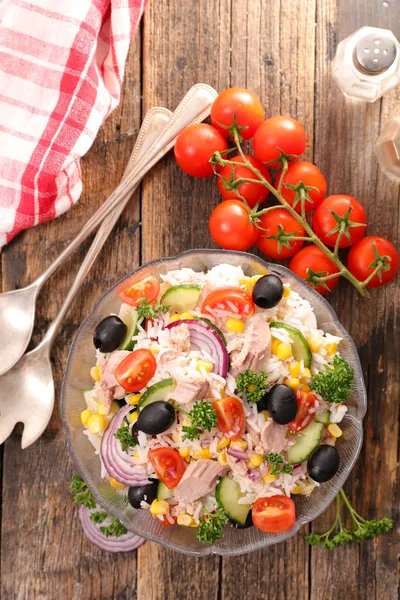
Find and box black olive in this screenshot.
[265,384,298,425]
[307,445,340,483]
[93,315,127,353]
[252,274,284,309]
[137,401,176,435]
[232,511,253,529]
[128,478,158,509]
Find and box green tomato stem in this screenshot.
[361,262,383,288]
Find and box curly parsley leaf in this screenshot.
[310,355,354,404]
[115,420,137,451]
[90,510,108,524]
[70,473,96,509]
[197,504,228,544]
[236,369,269,404]
[181,401,218,441]
[265,453,293,476]
[136,298,169,320]
[100,516,128,538]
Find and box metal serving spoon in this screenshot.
[0,83,218,378]
[0,84,218,448]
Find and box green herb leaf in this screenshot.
[100,516,128,538]
[115,420,137,451]
[197,504,228,545]
[136,298,169,320]
[236,369,269,404]
[310,355,354,404]
[70,473,96,509]
[265,453,293,476]
[90,510,108,524]
[181,401,218,441]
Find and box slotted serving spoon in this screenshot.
[0,84,218,448]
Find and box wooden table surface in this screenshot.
[1,0,399,598]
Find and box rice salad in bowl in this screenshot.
[76,259,359,546]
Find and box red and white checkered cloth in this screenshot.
[0,0,147,249]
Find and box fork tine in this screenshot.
[0,417,17,446]
[21,416,48,449]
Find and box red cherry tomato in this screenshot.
[217,155,271,208]
[212,397,246,441]
[312,195,367,248]
[276,161,327,213]
[252,496,296,534]
[174,123,228,178]
[289,246,340,295]
[201,287,255,318]
[211,88,265,141]
[209,200,260,251]
[256,208,305,259]
[117,276,160,308]
[153,513,177,527]
[287,389,318,433]
[253,116,306,168]
[115,349,157,393]
[148,448,185,489]
[348,236,399,288]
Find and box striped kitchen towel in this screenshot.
[0,0,147,248]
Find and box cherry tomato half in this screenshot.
[117,276,160,308]
[287,389,318,433]
[211,88,265,141]
[209,200,260,251]
[202,287,255,318]
[253,116,306,168]
[149,448,185,489]
[276,161,327,213]
[212,397,246,440]
[115,349,157,393]
[289,245,340,295]
[348,236,399,288]
[256,208,305,260]
[252,496,296,534]
[174,123,228,178]
[153,513,177,528]
[312,195,367,249]
[217,155,271,208]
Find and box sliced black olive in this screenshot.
[128,478,158,509]
[265,384,298,425]
[307,445,340,483]
[93,315,127,353]
[252,274,284,309]
[137,401,175,435]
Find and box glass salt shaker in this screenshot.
[332,26,400,102]
[375,118,400,182]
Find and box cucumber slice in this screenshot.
[118,304,139,351]
[316,410,330,425]
[196,317,227,346]
[269,322,312,368]
[215,477,252,526]
[161,284,201,313]
[83,388,100,413]
[157,481,175,501]
[138,378,175,410]
[287,420,324,464]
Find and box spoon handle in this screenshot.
[40,84,217,348]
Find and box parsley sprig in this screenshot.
[197,504,228,544]
[136,298,169,320]
[90,510,108,524]
[265,453,293,476]
[306,489,393,549]
[115,420,137,451]
[100,516,128,538]
[71,473,96,509]
[236,369,269,404]
[177,401,218,441]
[310,355,354,404]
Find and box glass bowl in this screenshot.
[61,250,367,556]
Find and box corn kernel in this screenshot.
[230,439,247,451]
[150,499,169,516]
[128,394,142,406]
[262,473,277,484]
[179,312,194,320]
[261,410,270,421]
[289,361,301,378]
[172,433,181,443]
[283,285,291,297]
[326,343,338,356]
[189,520,200,528]
[87,414,106,434]
[178,447,190,459]
[149,345,160,354]
[301,485,314,496]
[276,342,292,361]
[80,409,92,426]
[134,450,140,459]
[308,337,322,353]
[90,365,102,382]
[218,451,228,466]
[225,318,245,333]
[250,454,264,468]
[302,384,310,392]
[271,338,281,355]
[327,423,343,439]
[216,437,230,451]
[284,377,300,390]
[97,402,107,416]
[196,359,212,373]
[240,275,262,294]
[129,411,138,423]
[291,484,302,495]
[181,417,191,427]
[268,317,276,323]
[169,314,181,323]
[302,367,311,381]
[110,477,126,490]
[177,514,195,526]
[194,448,211,460]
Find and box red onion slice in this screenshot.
[79,505,145,553]
[227,446,249,461]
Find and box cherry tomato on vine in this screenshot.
[211,88,265,141]
[252,496,295,534]
[312,195,367,249]
[253,116,306,168]
[289,245,340,295]
[276,161,327,213]
[209,200,260,251]
[256,208,305,259]
[174,123,228,178]
[348,236,399,288]
[217,154,271,207]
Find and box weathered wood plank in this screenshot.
[0,32,143,600]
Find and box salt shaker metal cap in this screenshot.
[332,26,400,102]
